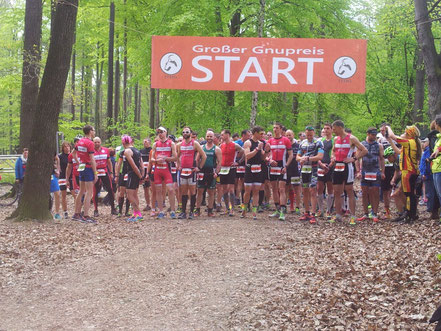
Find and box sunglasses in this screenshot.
[182,131,190,134]
[157,130,164,134]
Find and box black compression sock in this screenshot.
[190,194,196,212]
[182,195,188,213]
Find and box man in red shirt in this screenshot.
[72,125,97,223]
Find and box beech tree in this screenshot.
[15,0,78,220]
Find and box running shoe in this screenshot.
[317,211,324,218]
[143,206,151,211]
[257,206,264,213]
[240,204,246,218]
[309,214,317,224]
[382,209,391,220]
[176,206,182,214]
[188,212,194,220]
[194,209,200,217]
[357,214,369,222]
[111,208,118,216]
[279,211,286,221]
[349,216,356,225]
[178,212,187,219]
[150,210,157,217]
[94,210,99,217]
[63,212,69,219]
[208,211,215,217]
[157,212,165,219]
[82,216,97,224]
[299,213,310,221]
[295,207,301,215]
[269,210,280,218]
[71,213,83,222]
[372,215,379,223]
[326,213,332,222]
[228,209,234,217]
[54,213,62,220]
[170,211,177,219]
[127,216,136,222]
[135,215,144,222]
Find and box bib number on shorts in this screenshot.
[143,161,149,169]
[236,166,245,174]
[270,167,282,176]
[251,165,262,173]
[335,163,345,172]
[317,168,325,177]
[364,172,377,181]
[170,166,177,174]
[58,179,67,186]
[301,165,312,174]
[197,172,204,181]
[78,163,86,172]
[220,167,230,175]
[181,168,193,178]
[97,169,106,176]
[291,176,301,185]
[124,174,128,181]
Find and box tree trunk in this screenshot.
[413,48,425,123]
[114,46,120,135]
[134,82,139,124]
[106,1,115,139]
[414,0,441,119]
[15,0,78,221]
[80,60,84,122]
[95,43,103,137]
[71,42,76,120]
[250,0,265,128]
[19,0,42,150]
[149,85,155,129]
[123,0,128,120]
[292,94,299,127]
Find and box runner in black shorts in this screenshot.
[242,126,266,220]
[317,123,335,220]
[285,130,301,214]
[140,138,152,211]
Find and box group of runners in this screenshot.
[18,119,428,225]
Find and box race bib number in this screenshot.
[301,165,312,174]
[124,174,128,181]
[317,168,325,177]
[78,163,86,172]
[170,166,177,174]
[291,176,301,185]
[251,165,262,173]
[220,167,230,175]
[236,166,245,174]
[197,172,204,181]
[181,168,193,177]
[151,165,155,173]
[58,179,67,186]
[385,160,393,167]
[143,161,149,169]
[335,163,345,172]
[270,167,282,176]
[97,169,106,177]
[364,172,377,181]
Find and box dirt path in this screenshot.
[1,205,441,330]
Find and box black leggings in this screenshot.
[93,174,114,210]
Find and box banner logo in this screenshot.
[333,56,357,79]
[160,53,182,75]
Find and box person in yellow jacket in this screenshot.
[430,116,441,223]
[384,124,422,223]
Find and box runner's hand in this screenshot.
[343,157,354,163]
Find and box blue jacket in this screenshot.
[15,156,27,181]
[419,147,432,177]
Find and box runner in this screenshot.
[317,123,335,220]
[235,130,250,206]
[242,126,266,220]
[296,126,324,224]
[285,130,301,215]
[72,125,98,224]
[219,129,244,216]
[176,126,207,219]
[385,124,421,223]
[266,122,293,221]
[14,148,28,185]
[115,145,131,217]
[51,153,61,220]
[92,137,117,217]
[356,127,385,223]
[331,120,368,225]
[121,135,144,222]
[151,126,178,219]
[195,130,221,217]
[66,147,80,201]
[377,122,395,219]
[57,142,72,219]
[140,138,152,211]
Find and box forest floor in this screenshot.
[1,192,441,330]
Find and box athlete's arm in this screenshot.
[215,146,222,175]
[389,139,401,155]
[350,136,368,160]
[90,153,98,183]
[167,142,178,163]
[115,157,123,178]
[243,140,252,160]
[194,141,207,169]
[379,144,385,179]
[385,126,398,141]
[55,155,61,178]
[285,149,294,169]
[235,143,245,163]
[65,163,72,181]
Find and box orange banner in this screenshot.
[151,36,366,94]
